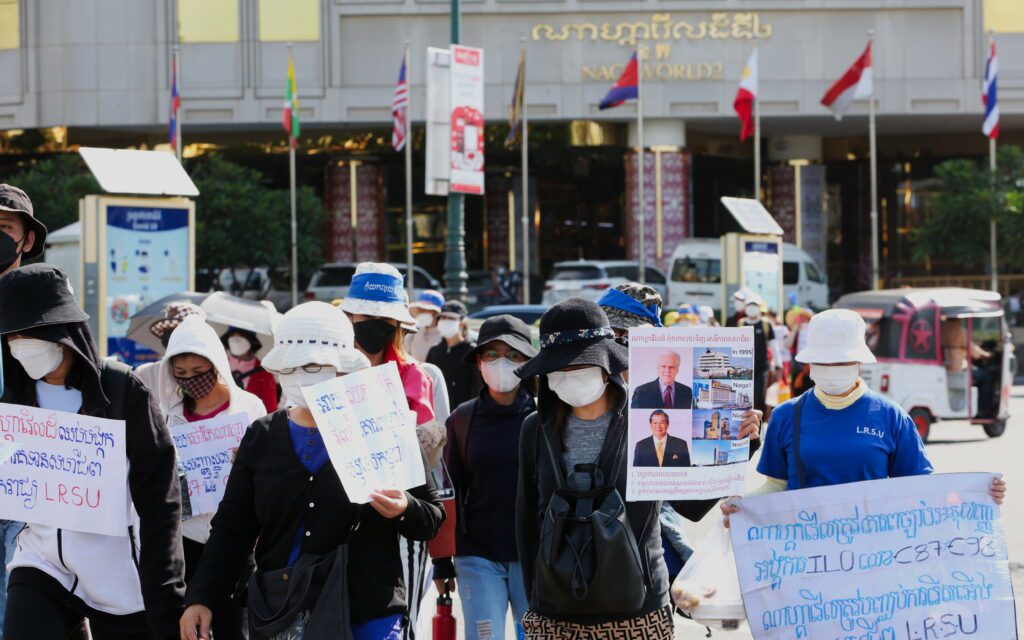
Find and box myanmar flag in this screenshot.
[283,51,300,147]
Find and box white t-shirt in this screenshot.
[34,381,83,413]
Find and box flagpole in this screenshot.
[404,41,415,301]
[867,29,879,290]
[173,45,182,164]
[990,136,998,293]
[520,37,531,305]
[753,84,761,201]
[288,43,299,309]
[637,44,646,284]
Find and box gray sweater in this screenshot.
[561,411,613,490]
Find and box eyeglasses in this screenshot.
[278,364,327,374]
[480,350,529,364]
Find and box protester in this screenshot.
[783,306,814,395]
[0,264,185,640]
[160,317,266,640]
[427,300,480,410]
[432,315,538,640]
[179,302,445,640]
[222,327,278,413]
[514,299,762,640]
[740,293,774,413]
[405,290,445,362]
[697,305,718,327]
[339,262,445,639]
[725,288,752,327]
[136,301,208,397]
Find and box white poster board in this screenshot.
[0,403,129,536]
[731,473,1017,640]
[626,326,754,501]
[449,44,485,195]
[742,240,781,314]
[170,412,249,517]
[303,362,426,504]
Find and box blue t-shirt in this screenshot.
[757,390,933,490]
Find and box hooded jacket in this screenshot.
[1,321,185,639]
[158,316,267,544]
[515,374,717,624]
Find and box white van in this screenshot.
[668,239,828,312]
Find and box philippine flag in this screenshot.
[733,49,758,141]
[820,41,873,121]
[599,53,639,110]
[982,38,999,140]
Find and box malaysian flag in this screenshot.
[983,37,999,140]
[392,52,409,151]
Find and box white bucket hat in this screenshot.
[262,301,370,374]
[795,309,877,365]
[339,263,416,325]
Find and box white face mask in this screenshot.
[278,367,338,409]
[547,367,607,408]
[437,319,460,339]
[481,359,521,393]
[414,313,434,329]
[809,364,860,396]
[227,336,251,357]
[733,300,746,313]
[745,306,761,320]
[9,338,65,380]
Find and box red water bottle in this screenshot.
[432,589,456,640]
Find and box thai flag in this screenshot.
[599,53,638,110]
[392,53,409,151]
[169,61,180,151]
[983,38,999,140]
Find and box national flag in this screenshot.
[169,59,180,152]
[820,42,873,121]
[392,52,409,151]
[282,51,300,147]
[598,53,639,110]
[982,38,999,140]
[505,49,525,147]
[733,49,758,141]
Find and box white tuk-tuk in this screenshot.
[835,288,1015,442]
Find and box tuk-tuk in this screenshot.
[834,288,1015,442]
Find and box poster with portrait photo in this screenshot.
[626,326,754,501]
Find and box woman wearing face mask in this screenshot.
[405,290,446,362]
[431,315,538,640]
[339,263,445,639]
[514,299,760,640]
[427,301,481,411]
[160,317,267,640]
[222,327,278,413]
[739,293,774,414]
[0,265,185,640]
[180,302,445,640]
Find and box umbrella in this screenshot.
[127,291,282,359]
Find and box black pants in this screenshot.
[184,537,247,640]
[3,569,150,640]
[753,371,768,414]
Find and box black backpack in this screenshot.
[532,422,650,616]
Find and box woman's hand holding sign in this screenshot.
[369,489,409,519]
[737,410,762,441]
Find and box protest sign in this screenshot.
[303,362,425,504]
[169,412,248,517]
[626,326,754,501]
[731,473,1016,640]
[0,403,128,537]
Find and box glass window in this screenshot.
[259,0,320,42]
[605,266,635,280]
[645,267,666,285]
[0,0,19,50]
[550,266,603,281]
[782,262,800,285]
[670,258,720,284]
[805,262,825,284]
[178,0,239,43]
[313,266,355,288]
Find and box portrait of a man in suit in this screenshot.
[632,410,691,467]
[630,351,693,409]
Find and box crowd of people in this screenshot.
[0,182,1009,640]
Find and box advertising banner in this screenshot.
[731,473,1016,640]
[627,326,754,501]
[449,44,485,195]
[170,412,249,517]
[0,403,128,537]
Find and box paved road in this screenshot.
[416,386,1024,639]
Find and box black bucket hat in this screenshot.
[515,298,627,379]
[222,327,263,353]
[0,263,88,335]
[0,184,47,259]
[464,314,538,364]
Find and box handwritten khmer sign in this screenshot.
[170,412,248,517]
[0,403,128,537]
[303,362,426,504]
[730,473,1016,640]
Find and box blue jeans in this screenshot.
[454,557,527,640]
[0,520,22,635]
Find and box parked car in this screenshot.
[216,266,296,313]
[541,261,668,306]
[304,262,441,303]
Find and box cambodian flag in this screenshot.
[982,38,999,140]
[599,53,639,110]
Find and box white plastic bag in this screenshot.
[669,513,745,631]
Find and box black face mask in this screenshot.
[353,318,397,355]
[0,233,23,274]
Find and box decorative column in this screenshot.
[485,175,512,273]
[767,162,827,269]
[324,159,386,262]
[625,149,691,273]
